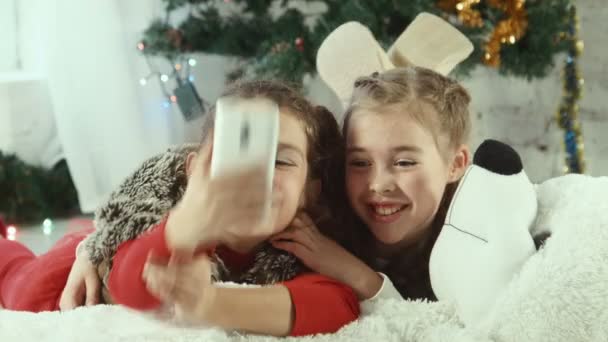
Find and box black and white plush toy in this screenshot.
[429,139,538,325]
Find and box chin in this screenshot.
[369,228,406,245]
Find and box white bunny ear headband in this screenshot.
[316,12,474,108]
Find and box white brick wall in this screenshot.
[463,0,608,181]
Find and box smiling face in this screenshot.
[345,103,470,254]
[342,67,472,255]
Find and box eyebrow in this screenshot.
[347,145,423,154]
[278,142,305,159]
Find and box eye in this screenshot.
[394,159,417,167]
[276,159,295,167]
[348,159,371,168]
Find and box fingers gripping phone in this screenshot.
[210,96,280,221]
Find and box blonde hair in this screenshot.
[343,67,471,154]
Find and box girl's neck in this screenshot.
[373,224,434,259]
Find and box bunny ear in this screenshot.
[388,12,474,76]
[316,21,393,107]
[316,14,474,109]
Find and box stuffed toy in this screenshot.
[429,139,538,325]
[317,15,544,325]
[316,12,473,109]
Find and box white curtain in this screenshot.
[38,0,152,212]
[7,0,231,213]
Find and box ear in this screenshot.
[185,152,198,178]
[448,144,471,183]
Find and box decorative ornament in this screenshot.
[437,0,529,67]
[483,0,528,67]
[437,0,484,28]
[556,6,585,174]
[295,37,305,52]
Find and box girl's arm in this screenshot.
[110,219,359,336]
[197,275,359,336]
[271,213,404,302]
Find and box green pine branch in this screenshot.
[140,0,573,84]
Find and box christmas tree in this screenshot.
[139,0,572,83]
[0,151,80,224]
[138,0,585,174]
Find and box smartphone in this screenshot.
[210,96,279,214]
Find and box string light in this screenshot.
[42,218,53,236]
[137,42,145,51]
[134,53,201,111]
[7,225,17,241]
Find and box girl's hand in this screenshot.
[270,212,383,300]
[59,248,101,310]
[166,140,278,253]
[142,252,217,324]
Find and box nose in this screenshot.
[369,166,396,194]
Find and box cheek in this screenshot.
[273,171,307,217]
[345,171,366,199]
[405,169,447,206]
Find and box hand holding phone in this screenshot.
[166,97,280,252]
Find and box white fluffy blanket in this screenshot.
[2,174,607,342]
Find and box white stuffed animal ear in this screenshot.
[316,21,393,106]
[429,139,537,326]
[316,12,474,108]
[387,12,474,76]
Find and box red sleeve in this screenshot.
[108,218,172,310]
[283,273,360,336]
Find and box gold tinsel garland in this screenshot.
[437,1,586,173]
[437,0,529,67]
